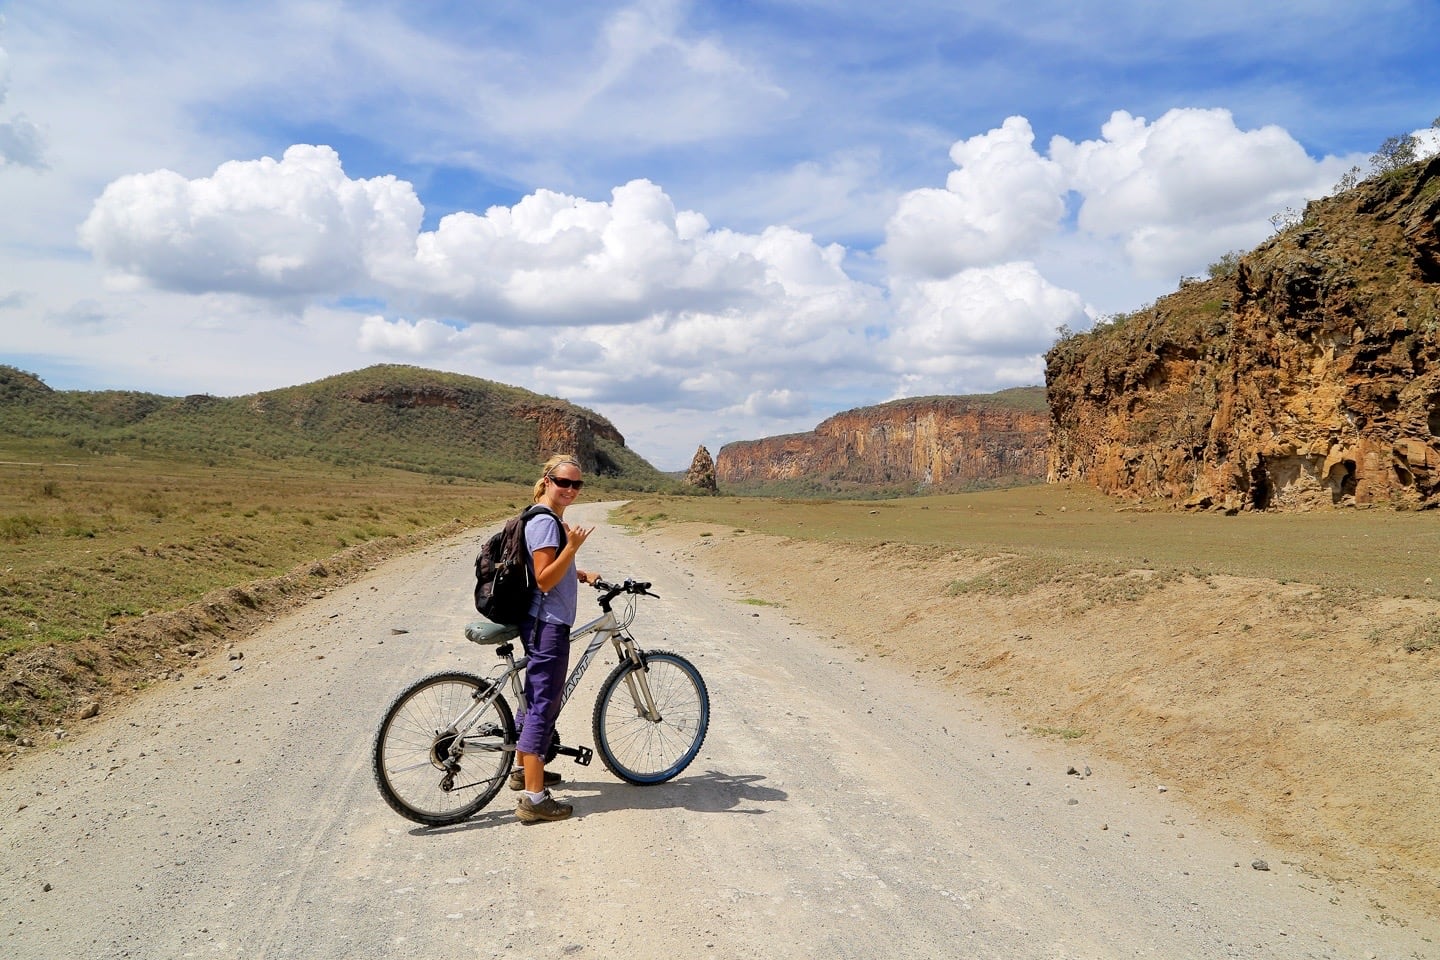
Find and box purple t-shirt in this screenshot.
[525,511,577,625]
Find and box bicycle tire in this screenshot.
[372,670,515,825]
[592,650,709,785]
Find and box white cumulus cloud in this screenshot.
[396,179,774,323]
[885,262,1090,395]
[883,107,1358,297]
[79,145,422,297]
[883,116,1065,278]
[739,388,810,418]
[1050,107,1348,277]
[356,315,462,356]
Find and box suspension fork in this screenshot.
[613,635,663,722]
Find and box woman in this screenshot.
[513,454,598,824]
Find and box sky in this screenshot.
[2,1,1438,471]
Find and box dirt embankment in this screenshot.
[0,523,473,752]
[649,523,1440,918]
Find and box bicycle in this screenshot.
[372,577,710,825]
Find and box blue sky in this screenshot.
[2,1,1438,470]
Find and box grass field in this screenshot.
[0,443,531,658]
[614,483,1440,603]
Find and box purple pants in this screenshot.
[516,618,572,756]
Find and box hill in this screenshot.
[715,387,1048,496]
[1046,155,1440,511]
[0,364,672,489]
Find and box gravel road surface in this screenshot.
[4,503,1437,959]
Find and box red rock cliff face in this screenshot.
[716,391,1049,492]
[1046,156,1440,510]
[511,403,626,473]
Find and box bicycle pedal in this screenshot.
[555,743,593,766]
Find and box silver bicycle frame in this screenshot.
[449,597,658,759]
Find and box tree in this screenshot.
[1370,115,1439,174]
[1371,133,1418,173]
[1332,165,1361,195]
[1268,206,1302,234]
[1206,250,1242,280]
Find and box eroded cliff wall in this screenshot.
[1046,156,1440,510]
[716,390,1048,493]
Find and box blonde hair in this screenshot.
[533,454,582,502]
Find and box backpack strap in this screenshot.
[519,504,568,562]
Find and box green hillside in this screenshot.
[0,364,672,490]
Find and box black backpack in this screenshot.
[473,505,564,624]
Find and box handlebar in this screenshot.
[590,577,660,603]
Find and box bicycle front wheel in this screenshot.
[592,650,709,785]
[373,671,515,826]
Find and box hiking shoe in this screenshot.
[509,769,563,791]
[516,791,573,824]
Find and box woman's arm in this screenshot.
[530,523,593,593]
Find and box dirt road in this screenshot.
[3,503,1437,959]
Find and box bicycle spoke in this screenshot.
[372,673,516,825]
[593,652,709,784]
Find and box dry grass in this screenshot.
[613,484,1440,603]
[0,445,535,738]
[1,447,527,657]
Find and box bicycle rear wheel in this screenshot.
[592,650,709,785]
[373,671,515,825]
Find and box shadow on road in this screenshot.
[411,768,785,835]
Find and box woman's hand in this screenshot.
[565,522,594,551]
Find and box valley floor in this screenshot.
[639,522,1440,921]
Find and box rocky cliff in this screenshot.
[1045,156,1440,510]
[716,389,1048,494]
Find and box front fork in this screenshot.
[615,636,663,722]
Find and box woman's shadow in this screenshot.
[414,768,786,835]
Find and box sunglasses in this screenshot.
[547,475,584,490]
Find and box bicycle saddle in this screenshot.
[465,621,522,645]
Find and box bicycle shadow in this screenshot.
[411,768,785,836]
[571,768,786,819]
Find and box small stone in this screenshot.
[42,882,53,892]
[1251,859,1270,871]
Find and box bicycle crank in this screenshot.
[555,743,594,766]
